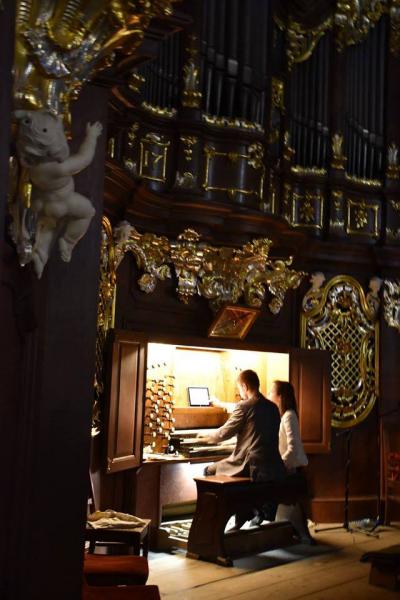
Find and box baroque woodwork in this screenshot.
[301,274,380,429]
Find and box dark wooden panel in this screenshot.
[106,332,147,473]
[0,82,109,600]
[135,462,162,525]
[290,348,331,454]
[115,254,297,348]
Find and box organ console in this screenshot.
[169,429,236,459]
[105,330,331,550]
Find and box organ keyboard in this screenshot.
[170,428,236,458]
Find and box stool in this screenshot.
[86,519,151,556]
[361,544,400,591]
[84,554,149,586]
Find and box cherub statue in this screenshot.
[302,271,326,312]
[366,276,382,317]
[13,109,103,278]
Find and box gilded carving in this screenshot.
[260,257,305,315]
[108,137,116,158]
[139,133,170,182]
[335,0,386,51]
[389,199,400,211]
[277,15,332,68]
[346,198,380,238]
[113,221,171,293]
[141,101,177,119]
[355,204,369,229]
[170,229,203,303]
[331,133,347,170]
[14,0,177,121]
[383,279,400,331]
[182,34,202,108]
[174,171,197,189]
[100,221,304,315]
[292,192,324,230]
[282,183,292,221]
[127,123,140,148]
[386,226,400,241]
[128,71,146,94]
[283,131,296,161]
[301,274,379,428]
[299,197,315,224]
[387,143,400,179]
[123,158,138,176]
[202,114,264,133]
[271,78,285,112]
[344,173,383,188]
[330,190,345,231]
[203,144,265,200]
[180,135,198,162]
[291,165,327,177]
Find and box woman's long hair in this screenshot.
[274,380,298,417]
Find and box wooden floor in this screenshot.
[147,523,400,599]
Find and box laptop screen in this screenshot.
[187,387,211,407]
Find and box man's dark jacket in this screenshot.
[208,393,286,479]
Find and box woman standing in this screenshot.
[270,380,313,543]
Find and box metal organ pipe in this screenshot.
[377,19,386,174]
[363,35,370,178]
[370,25,377,178]
[227,0,239,117]
[323,34,330,166]
[214,0,226,115]
[316,39,323,167]
[310,47,317,166]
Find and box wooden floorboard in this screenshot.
[147,523,400,599]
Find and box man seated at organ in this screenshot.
[201,369,286,481]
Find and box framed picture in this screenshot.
[187,386,211,407]
[208,305,260,340]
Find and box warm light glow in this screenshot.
[265,353,290,398]
[146,343,289,405]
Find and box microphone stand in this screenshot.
[315,429,356,534]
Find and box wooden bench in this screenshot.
[187,473,311,566]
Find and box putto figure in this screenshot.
[13,109,102,278]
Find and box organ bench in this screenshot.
[187,473,311,566]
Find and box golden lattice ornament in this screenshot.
[301,275,379,428]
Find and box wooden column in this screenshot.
[0,0,15,247]
[0,81,108,600]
